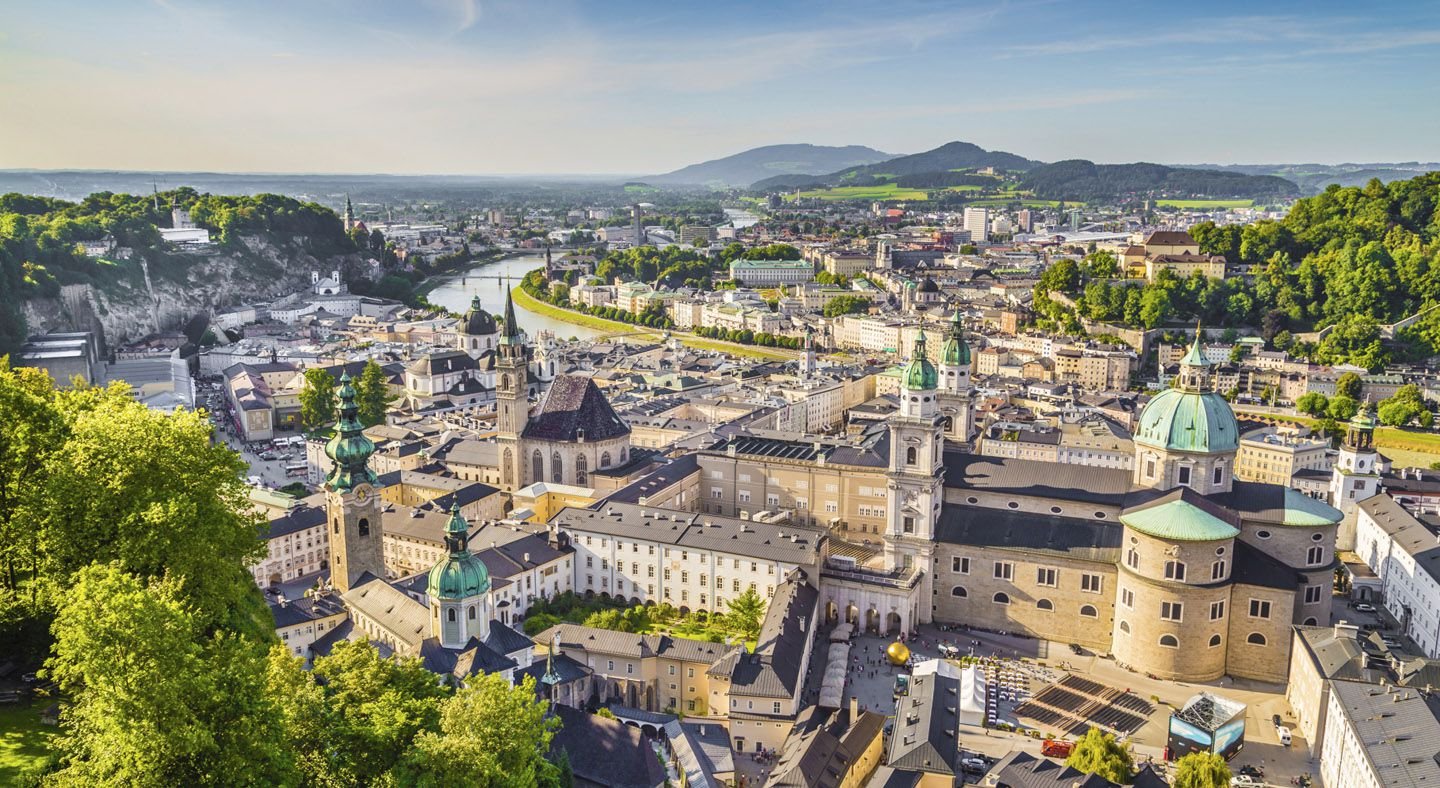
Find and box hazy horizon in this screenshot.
[3,0,1438,175]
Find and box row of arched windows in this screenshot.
[1119,623,1269,649]
[951,587,1097,618]
[529,448,625,486]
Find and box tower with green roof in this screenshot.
[1331,399,1380,548]
[1132,329,1239,495]
[938,308,975,444]
[885,330,944,587]
[427,502,492,648]
[325,371,385,593]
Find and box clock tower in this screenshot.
[325,371,384,593]
[885,332,944,598]
[496,289,529,490]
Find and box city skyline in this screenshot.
[1,0,1438,175]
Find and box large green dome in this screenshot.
[428,505,490,600]
[902,330,938,391]
[1134,388,1239,454]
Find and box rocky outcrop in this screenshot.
[23,235,377,346]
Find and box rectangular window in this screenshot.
[1145,459,1156,478]
[1305,586,1324,605]
[647,566,655,578]
[1249,599,1271,619]
[607,660,614,671]
[1080,573,1102,593]
[681,571,689,584]
[664,568,671,580]
[952,556,970,574]
[739,491,751,503]
[1177,466,1191,485]
[903,516,915,534]
[1164,561,1186,581]
[1036,567,1057,587]
[1161,602,1183,622]
[773,702,781,714]
[993,561,1014,581]
[1210,601,1225,621]
[1121,588,1133,609]
[669,665,676,676]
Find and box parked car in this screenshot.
[1068,643,1084,655]
[1275,723,1292,746]
[1231,776,1264,787]
[960,757,988,774]
[1041,739,1074,758]
[1355,602,1377,613]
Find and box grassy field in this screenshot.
[1155,199,1255,209]
[512,286,795,361]
[965,198,1071,208]
[943,185,983,192]
[0,702,57,784]
[792,183,929,201]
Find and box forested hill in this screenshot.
[0,189,366,356]
[1033,172,1440,370]
[648,144,894,187]
[752,141,1036,190]
[1019,160,1298,201]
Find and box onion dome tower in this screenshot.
[1133,329,1238,494]
[428,502,492,648]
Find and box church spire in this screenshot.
[324,371,377,491]
[501,288,521,344]
[443,501,468,555]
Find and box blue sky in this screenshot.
[1,0,1437,174]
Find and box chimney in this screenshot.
[850,694,859,722]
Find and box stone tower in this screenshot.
[495,289,528,491]
[800,325,817,378]
[427,502,491,648]
[325,371,384,593]
[885,330,944,619]
[937,307,974,445]
[1332,401,1381,550]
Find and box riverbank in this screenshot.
[412,248,519,299]
[510,284,798,361]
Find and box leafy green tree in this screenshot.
[355,360,395,428]
[299,367,338,432]
[823,295,870,318]
[269,639,447,785]
[1378,384,1432,427]
[726,587,766,642]
[395,674,561,787]
[46,564,291,786]
[1172,751,1230,788]
[1336,372,1363,400]
[1064,728,1133,784]
[1327,395,1360,421]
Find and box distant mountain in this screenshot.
[647,144,895,187]
[1180,162,1440,193]
[750,140,1037,191]
[1018,160,1298,201]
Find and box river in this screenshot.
[725,207,760,228]
[426,252,606,341]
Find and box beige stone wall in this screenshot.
[1235,521,1337,572]
[728,714,793,754]
[931,544,1117,651]
[1226,584,1295,683]
[1112,567,1231,681]
[697,452,890,539]
[523,435,630,488]
[1286,630,1328,756]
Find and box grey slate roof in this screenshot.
[270,593,346,628]
[714,569,818,700]
[341,576,430,651]
[419,636,517,677]
[935,506,1122,563]
[604,453,702,504]
[886,667,959,775]
[406,350,479,376]
[536,623,729,665]
[1293,624,1382,683]
[522,374,631,442]
[767,706,886,788]
[1359,494,1440,586]
[549,502,826,565]
[989,751,1117,787]
[1329,680,1440,786]
[550,704,668,788]
[262,502,327,539]
[942,452,1135,506]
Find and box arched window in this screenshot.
[1306,546,1324,566]
[447,608,456,623]
[467,606,476,620]
[1036,598,1054,611]
[951,586,967,597]
[358,518,370,537]
[601,451,612,468]
[1159,634,1179,648]
[1080,605,1098,618]
[1303,617,1318,626]
[576,454,588,486]
[1119,621,1131,634]
[552,452,564,483]
[532,450,544,484]
[992,592,1010,605]
[1247,632,1267,646]
[1209,634,1222,647]
[906,446,917,465]
[501,373,511,392]
[942,416,953,431]
[502,448,513,486]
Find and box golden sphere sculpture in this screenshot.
[886,641,911,666]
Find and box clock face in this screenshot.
[353,484,371,503]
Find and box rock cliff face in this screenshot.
[23,235,376,347]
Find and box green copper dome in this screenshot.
[1120,499,1239,542]
[941,310,970,367]
[324,371,378,491]
[428,504,490,600]
[1134,387,1239,454]
[902,330,938,391]
[1350,400,1378,431]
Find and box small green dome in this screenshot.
[941,310,970,367]
[1135,388,1239,454]
[1121,499,1239,542]
[902,330,938,391]
[427,505,490,600]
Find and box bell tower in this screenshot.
[325,371,384,593]
[1332,401,1380,550]
[885,331,944,586]
[496,290,528,491]
[938,307,974,444]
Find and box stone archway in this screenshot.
[826,600,839,624]
[865,608,880,634]
[267,573,282,587]
[887,611,902,635]
[845,603,859,625]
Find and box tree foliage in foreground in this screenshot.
[1064,727,1133,784]
[1172,751,1231,788]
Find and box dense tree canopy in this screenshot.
[1064,728,1133,784]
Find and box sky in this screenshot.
[1,0,1438,175]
